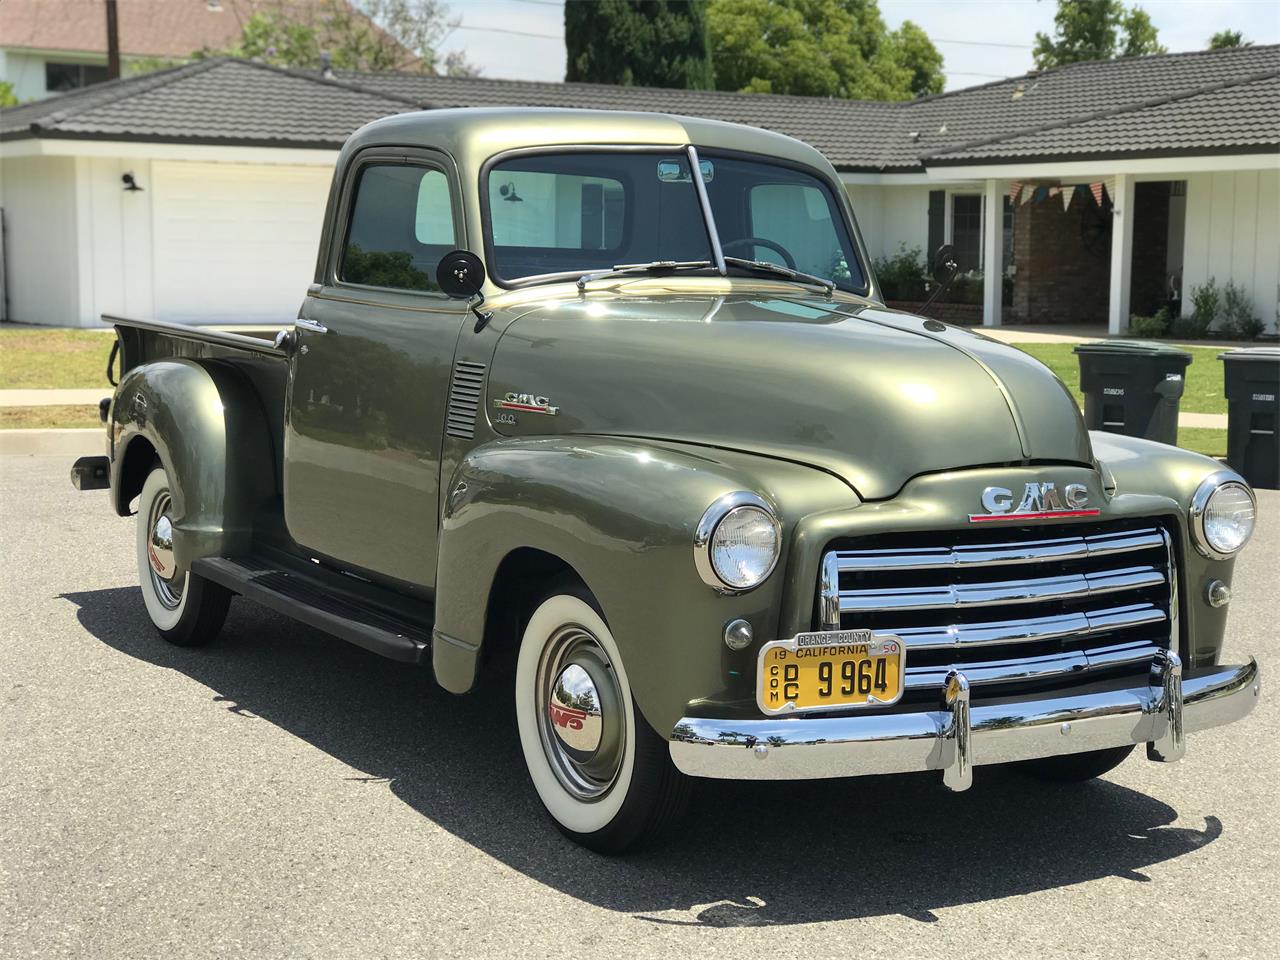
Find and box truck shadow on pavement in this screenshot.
[65,587,1224,928]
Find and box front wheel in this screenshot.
[136,466,230,647]
[515,585,689,854]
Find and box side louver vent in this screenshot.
[445,360,487,439]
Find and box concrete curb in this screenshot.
[0,429,104,456]
[0,389,110,407]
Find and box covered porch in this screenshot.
[844,154,1280,338]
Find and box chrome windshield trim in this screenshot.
[686,144,726,276]
[832,526,1164,572]
[837,564,1166,613]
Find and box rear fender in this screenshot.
[111,359,275,572]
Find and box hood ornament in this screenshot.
[970,482,1099,523]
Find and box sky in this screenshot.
[439,0,1280,91]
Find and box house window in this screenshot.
[951,194,982,272]
[340,164,457,293]
[45,62,109,93]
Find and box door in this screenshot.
[151,161,331,323]
[284,153,468,589]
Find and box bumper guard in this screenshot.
[669,652,1259,786]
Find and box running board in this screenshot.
[192,556,431,665]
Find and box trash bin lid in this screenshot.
[1073,339,1193,359]
[1218,347,1280,362]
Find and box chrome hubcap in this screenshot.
[146,490,184,609]
[536,625,625,801]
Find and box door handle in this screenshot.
[295,318,328,334]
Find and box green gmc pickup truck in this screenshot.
[72,108,1261,853]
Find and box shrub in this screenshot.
[1189,278,1220,332]
[1130,306,1170,338]
[1220,280,1265,339]
[873,244,927,300]
[1171,309,1211,339]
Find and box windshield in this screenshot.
[485,149,865,291]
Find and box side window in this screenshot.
[340,164,456,292]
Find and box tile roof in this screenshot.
[0,59,416,148]
[3,45,1277,169]
[929,70,1280,164]
[899,44,1280,168]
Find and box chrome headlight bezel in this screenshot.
[1189,470,1257,560]
[693,491,782,594]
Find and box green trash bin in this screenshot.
[1073,340,1192,446]
[1219,347,1280,490]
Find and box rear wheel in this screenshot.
[136,466,230,647]
[1015,745,1135,783]
[514,583,689,854]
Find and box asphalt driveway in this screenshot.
[2,453,1275,959]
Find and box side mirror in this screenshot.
[931,243,958,284]
[436,250,486,299]
[918,244,960,320]
[436,250,492,329]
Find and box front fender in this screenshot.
[1091,431,1249,667]
[110,359,275,572]
[432,436,853,736]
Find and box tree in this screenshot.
[1033,0,1166,70]
[565,0,714,89]
[1208,30,1250,50]
[0,81,18,107]
[202,0,476,75]
[707,0,943,100]
[886,20,945,97]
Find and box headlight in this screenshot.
[1190,472,1256,558]
[694,492,781,593]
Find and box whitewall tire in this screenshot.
[515,585,688,853]
[136,466,230,647]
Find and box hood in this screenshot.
[486,291,1093,500]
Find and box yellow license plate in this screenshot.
[757,630,905,715]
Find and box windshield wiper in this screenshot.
[576,260,713,291]
[723,256,836,295]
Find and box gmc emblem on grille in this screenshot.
[970,482,1100,523]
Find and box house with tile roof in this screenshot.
[0,0,392,101]
[0,46,1276,332]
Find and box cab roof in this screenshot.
[343,106,840,179]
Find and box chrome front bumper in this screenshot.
[668,653,1260,787]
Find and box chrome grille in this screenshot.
[819,521,1176,696]
[445,360,487,439]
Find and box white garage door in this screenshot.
[152,161,332,324]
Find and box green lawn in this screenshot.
[0,405,101,430]
[1176,428,1227,459]
[1013,342,1226,415]
[0,328,116,389]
